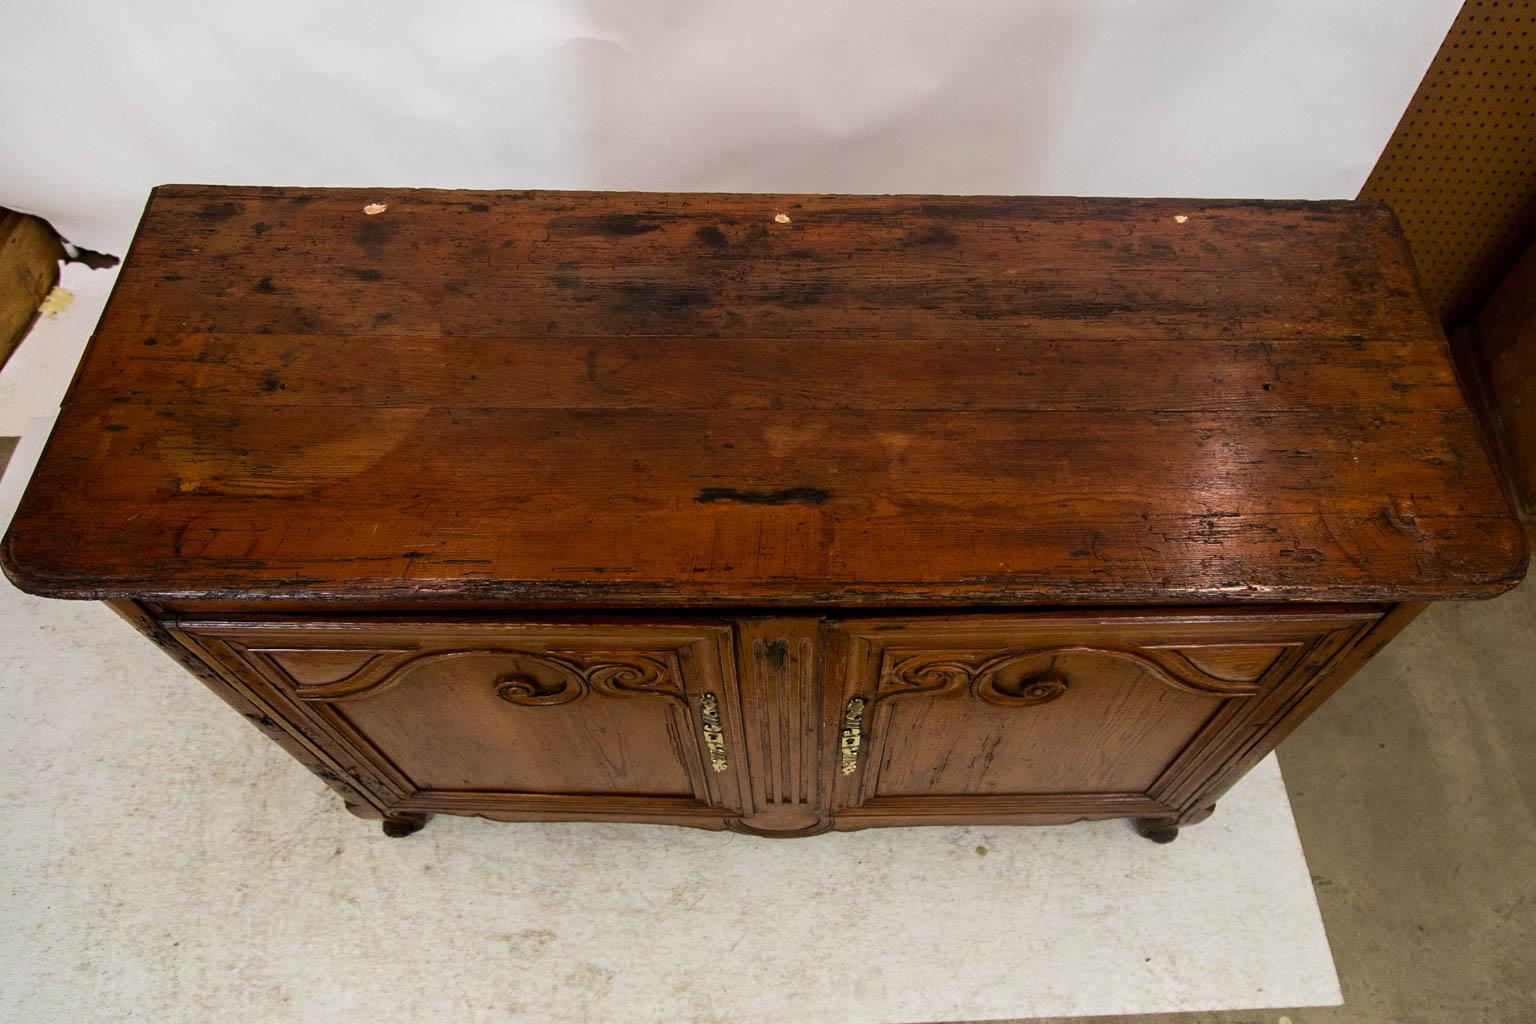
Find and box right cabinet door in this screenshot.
[827,609,1378,828]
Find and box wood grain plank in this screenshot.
[95,188,1434,342]
[69,333,1467,413]
[4,401,1522,602]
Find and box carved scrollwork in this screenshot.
[496,652,679,707]
[879,658,974,700]
[973,668,1069,708]
[493,653,588,706]
[880,643,1261,708]
[584,657,674,699]
[279,646,682,706]
[882,653,1071,707]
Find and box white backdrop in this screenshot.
[3,0,1455,255]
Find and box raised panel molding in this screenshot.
[262,648,410,686]
[1152,643,1294,683]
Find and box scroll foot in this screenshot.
[1134,817,1180,844]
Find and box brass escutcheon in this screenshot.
[839,696,866,776]
[699,692,728,772]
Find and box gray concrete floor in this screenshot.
[0,437,1530,1022]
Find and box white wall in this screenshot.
[2,0,1456,255]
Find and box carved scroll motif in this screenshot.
[881,653,1070,708]
[879,644,1263,709]
[265,645,681,706]
[496,652,678,707]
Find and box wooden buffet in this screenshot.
[2,187,1524,842]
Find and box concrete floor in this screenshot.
[0,437,1530,1022]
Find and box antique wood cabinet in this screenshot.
[2,187,1526,842]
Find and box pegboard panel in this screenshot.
[1360,0,1536,327]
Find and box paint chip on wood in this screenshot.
[38,287,74,318]
[363,203,388,216]
[1174,214,1189,224]
[774,212,791,224]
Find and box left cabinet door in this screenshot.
[176,618,749,829]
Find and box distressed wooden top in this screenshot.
[1,186,1526,605]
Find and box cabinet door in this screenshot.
[827,610,1375,827]
[180,619,748,828]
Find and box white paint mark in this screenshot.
[1174,214,1189,224]
[363,203,388,215]
[774,212,791,224]
[1278,1017,1294,1024]
[38,286,74,318]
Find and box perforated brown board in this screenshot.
[1360,0,1536,327]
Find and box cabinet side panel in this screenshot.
[105,599,389,820]
[1164,601,1426,820]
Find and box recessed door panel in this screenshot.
[182,619,748,820]
[870,647,1230,795]
[830,610,1373,822]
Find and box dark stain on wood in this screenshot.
[695,225,729,247]
[549,213,663,239]
[905,224,958,247]
[762,638,789,673]
[355,218,396,252]
[196,201,239,222]
[243,711,279,730]
[695,486,832,506]
[612,283,712,315]
[759,282,827,307]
